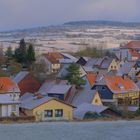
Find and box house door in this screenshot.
[2,105,9,117]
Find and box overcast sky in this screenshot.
[0,0,140,31]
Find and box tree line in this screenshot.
[6,39,35,67]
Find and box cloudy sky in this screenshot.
[0,0,139,31]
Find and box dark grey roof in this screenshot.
[86,57,113,69]
[100,58,113,69]
[47,85,72,94]
[20,93,52,110]
[118,62,135,75]
[85,58,99,67]
[72,76,97,106]
[137,80,140,89]
[60,53,78,62]
[13,71,29,83]
[74,103,108,119]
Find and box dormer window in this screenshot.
[118,83,124,90]
[0,84,3,89]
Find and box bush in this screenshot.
[84,112,102,119]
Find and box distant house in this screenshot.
[92,75,140,107]
[120,41,140,61]
[36,52,64,74]
[71,75,119,120]
[0,77,20,117]
[20,93,75,121]
[118,61,140,80]
[38,79,76,103]
[86,57,119,72]
[13,71,41,96]
[77,57,89,66]
[46,84,76,104]
[59,53,78,64]
[72,75,102,107]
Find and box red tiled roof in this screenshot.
[45,52,64,63]
[18,74,41,96]
[86,73,97,87]
[122,41,140,49]
[105,76,139,94]
[0,77,18,93]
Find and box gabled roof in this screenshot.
[72,76,97,106]
[0,77,20,93]
[86,73,97,87]
[59,59,75,64]
[48,85,72,95]
[86,57,114,69]
[74,103,108,119]
[60,53,78,62]
[86,58,100,67]
[83,66,93,73]
[118,62,135,75]
[13,71,29,83]
[104,76,139,94]
[121,41,140,49]
[44,52,64,63]
[107,70,118,76]
[38,80,68,95]
[100,58,113,69]
[136,80,140,89]
[20,92,75,110]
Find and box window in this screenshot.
[11,105,16,112]
[102,87,106,90]
[95,99,98,103]
[44,110,53,118]
[55,109,63,117]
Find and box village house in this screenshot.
[13,71,41,96]
[36,52,64,74]
[118,61,140,81]
[72,73,102,107]
[37,79,76,104]
[0,77,20,117]
[86,57,119,72]
[76,57,89,66]
[92,75,140,109]
[59,53,78,64]
[20,93,75,121]
[72,73,120,120]
[136,71,140,81]
[120,41,140,61]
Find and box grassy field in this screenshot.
[0,121,140,140]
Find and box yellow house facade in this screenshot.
[113,91,140,106]
[91,92,103,106]
[108,59,120,72]
[22,98,75,121]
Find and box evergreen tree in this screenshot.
[15,39,27,64]
[66,63,86,88]
[27,43,35,64]
[5,46,13,58]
